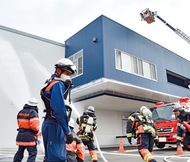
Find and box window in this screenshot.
[116,50,122,69]
[132,56,138,74]
[166,70,190,88]
[122,119,128,135]
[68,49,83,77]
[115,49,157,80]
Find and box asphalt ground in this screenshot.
[1,145,190,162]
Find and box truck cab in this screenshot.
[150,97,190,148]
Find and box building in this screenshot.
[0,25,65,147]
[1,15,190,148]
[66,15,190,147]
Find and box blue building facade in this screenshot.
[65,15,190,98]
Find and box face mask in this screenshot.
[60,73,71,82]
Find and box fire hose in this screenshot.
[72,103,108,162]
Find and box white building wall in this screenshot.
[0,26,65,148]
[95,109,131,147]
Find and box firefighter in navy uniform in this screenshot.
[40,58,77,162]
[173,103,190,151]
[127,106,158,162]
[76,106,98,162]
[66,118,85,162]
[13,97,40,162]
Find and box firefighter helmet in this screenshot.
[55,58,77,75]
[68,118,75,128]
[87,106,95,113]
[27,97,38,107]
[140,106,152,117]
[173,103,183,112]
[140,106,147,114]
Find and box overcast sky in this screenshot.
[1,0,190,60]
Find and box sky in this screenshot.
[1,0,190,60]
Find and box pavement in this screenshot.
[1,145,190,162]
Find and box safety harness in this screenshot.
[77,114,97,140]
[40,77,73,119]
[136,115,157,138]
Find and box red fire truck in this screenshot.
[150,97,190,148]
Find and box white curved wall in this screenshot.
[0,27,65,148]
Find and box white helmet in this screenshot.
[69,118,75,128]
[87,106,95,113]
[55,58,77,75]
[173,103,183,112]
[27,97,38,107]
[140,106,152,117]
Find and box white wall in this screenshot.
[0,27,65,148]
[95,109,130,147]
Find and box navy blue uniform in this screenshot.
[41,74,72,162]
[13,104,40,162]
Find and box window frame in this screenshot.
[68,49,83,78]
[115,49,157,81]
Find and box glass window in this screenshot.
[122,53,131,72]
[138,59,143,76]
[78,56,83,75]
[115,50,122,69]
[151,105,175,121]
[150,64,157,80]
[68,49,83,77]
[115,49,157,81]
[132,56,138,74]
[166,70,189,88]
[142,61,151,78]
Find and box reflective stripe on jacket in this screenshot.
[76,112,97,140]
[16,104,40,146]
[127,112,140,138]
[127,113,157,138]
[66,130,85,162]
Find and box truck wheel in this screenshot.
[156,143,165,148]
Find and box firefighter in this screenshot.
[173,103,190,150]
[127,106,158,162]
[40,58,77,162]
[66,118,85,162]
[13,97,40,162]
[76,106,98,162]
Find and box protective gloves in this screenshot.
[180,124,186,131]
[127,137,132,145]
[154,139,159,146]
[66,132,74,144]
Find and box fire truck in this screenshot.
[150,97,190,148]
[140,8,190,148]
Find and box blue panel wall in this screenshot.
[65,16,104,86]
[101,16,190,97]
[65,15,190,97]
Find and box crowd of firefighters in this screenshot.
[12,58,190,162]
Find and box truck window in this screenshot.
[151,105,175,121]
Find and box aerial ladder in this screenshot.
[140,8,190,45]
